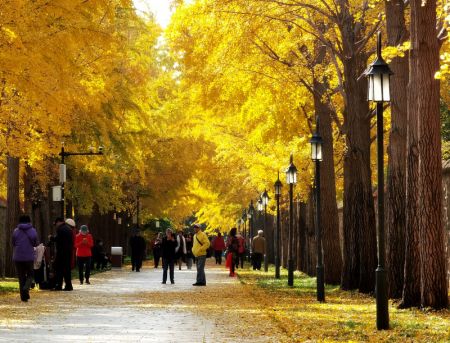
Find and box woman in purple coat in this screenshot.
[12,215,39,302]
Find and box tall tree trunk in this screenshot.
[306,191,316,276]
[341,71,377,293]
[338,2,377,294]
[298,201,308,273]
[296,200,302,270]
[402,12,422,307]
[385,0,409,299]
[313,80,342,284]
[414,0,448,309]
[4,156,20,277]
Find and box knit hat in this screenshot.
[65,218,76,227]
[80,225,89,234]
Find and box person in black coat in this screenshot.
[161,228,177,284]
[129,230,146,272]
[52,217,74,291]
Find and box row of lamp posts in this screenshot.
[240,31,391,329]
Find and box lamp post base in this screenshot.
[317,265,325,302]
[288,259,294,286]
[376,267,389,330]
[264,255,268,272]
[275,257,280,279]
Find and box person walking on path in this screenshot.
[185,233,194,269]
[236,232,246,269]
[226,228,239,277]
[52,217,74,291]
[12,215,39,302]
[75,225,94,285]
[192,224,210,286]
[251,230,266,271]
[175,229,187,270]
[161,228,177,284]
[129,230,146,272]
[152,232,163,268]
[211,232,225,265]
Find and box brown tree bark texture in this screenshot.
[338,1,377,293]
[298,201,308,273]
[402,10,422,306]
[307,192,317,276]
[314,80,342,284]
[4,157,20,277]
[385,0,409,299]
[414,0,449,309]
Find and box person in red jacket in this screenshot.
[211,232,226,265]
[75,225,94,285]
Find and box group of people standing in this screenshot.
[150,224,210,286]
[210,228,266,276]
[11,215,103,302]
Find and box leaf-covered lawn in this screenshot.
[237,266,450,342]
[0,279,19,293]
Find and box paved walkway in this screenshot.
[0,262,285,342]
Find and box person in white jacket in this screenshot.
[175,230,187,270]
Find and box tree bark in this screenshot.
[338,1,377,294]
[298,201,308,273]
[306,191,316,276]
[385,0,409,299]
[313,80,342,284]
[4,156,20,277]
[414,0,448,309]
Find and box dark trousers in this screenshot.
[162,259,174,283]
[131,255,143,271]
[77,256,91,283]
[15,261,34,301]
[196,255,206,284]
[55,255,73,290]
[214,250,222,264]
[252,253,263,270]
[153,250,161,268]
[235,253,244,269]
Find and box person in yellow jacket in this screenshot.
[192,224,210,286]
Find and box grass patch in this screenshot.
[0,279,19,293]
[237,264,450,342]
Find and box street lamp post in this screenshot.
[285,154,297,286]
[274,173,282,279]
[248,201,254,261]
[248,200,255,244]
[311,118,325,302]
[242,209,248,248]
[365,31,392,330]
[262,189,270,272]
[59,144,104,217]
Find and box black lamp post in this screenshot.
[242,209,248,247]
[274,172,282,279]
[285,154,297,286]
[365,31,392,330]
[247,200,255,260]
[256,197,266,270]
[248,200,255,243]
[261,189,270,272]
[59,144,104,217]
[311,118,325,302]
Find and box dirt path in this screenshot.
[0,262,288,342]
